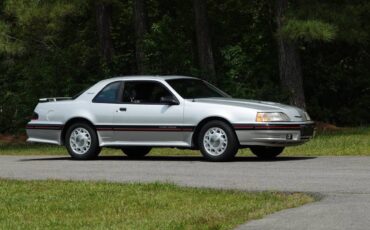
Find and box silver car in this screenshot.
[26,76,315,161]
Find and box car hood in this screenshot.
[192,98,308,122]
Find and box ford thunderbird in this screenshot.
[26,76,315,161]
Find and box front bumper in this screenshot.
[234,122,315,147]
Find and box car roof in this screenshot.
[100,75,199,83]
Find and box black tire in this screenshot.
[65,122,101,160]
[121,146,151,158]
[250,146,284,159]
[198,120,239,161]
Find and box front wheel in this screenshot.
[250,146,284,160]
[198,120,239,161]
[65,122,101,160]
[121,147,151,158]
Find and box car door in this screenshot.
[90,81,123,144]
[113,80,186,145]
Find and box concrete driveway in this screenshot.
[1,155,370,229]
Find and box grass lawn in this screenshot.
[282,127,370,156]
[0,180,313,230]
[1,127,369,157]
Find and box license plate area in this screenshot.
[301,124,315,137]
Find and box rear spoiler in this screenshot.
[38,97,72,102]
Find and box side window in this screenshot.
[121,81,173,104]
[93,81,121,103]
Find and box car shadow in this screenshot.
[19,155,316,162]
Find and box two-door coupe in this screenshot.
[26,76,315,161]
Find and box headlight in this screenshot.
[304,112,311,121]
[256,112,290,122]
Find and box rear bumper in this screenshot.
[26,123,63,145]
[234,122,315,147]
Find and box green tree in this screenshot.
[1,0,370,133]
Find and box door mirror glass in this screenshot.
[160,96,179,105]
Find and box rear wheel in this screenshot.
[198,120,239,161]
[250,146,284,159]
[65,122,101,160]
[121,147,151,159]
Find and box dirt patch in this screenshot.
[315,122,341,132]
[0,134,27,144]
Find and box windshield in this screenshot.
[166,78,230,99]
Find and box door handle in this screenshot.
[119,108,127,112]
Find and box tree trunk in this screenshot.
[133,0,148,74]
[193,0,216,82]
[96,1,114,64]
[275,0,306,109]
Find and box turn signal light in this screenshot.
[256,112,290,122]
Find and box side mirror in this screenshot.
[160,96,179,105]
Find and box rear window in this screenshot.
[72,86,92,100]
[93,81,121,103]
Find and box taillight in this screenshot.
[31,112,39,120]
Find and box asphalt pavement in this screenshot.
[1,155,370,229]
